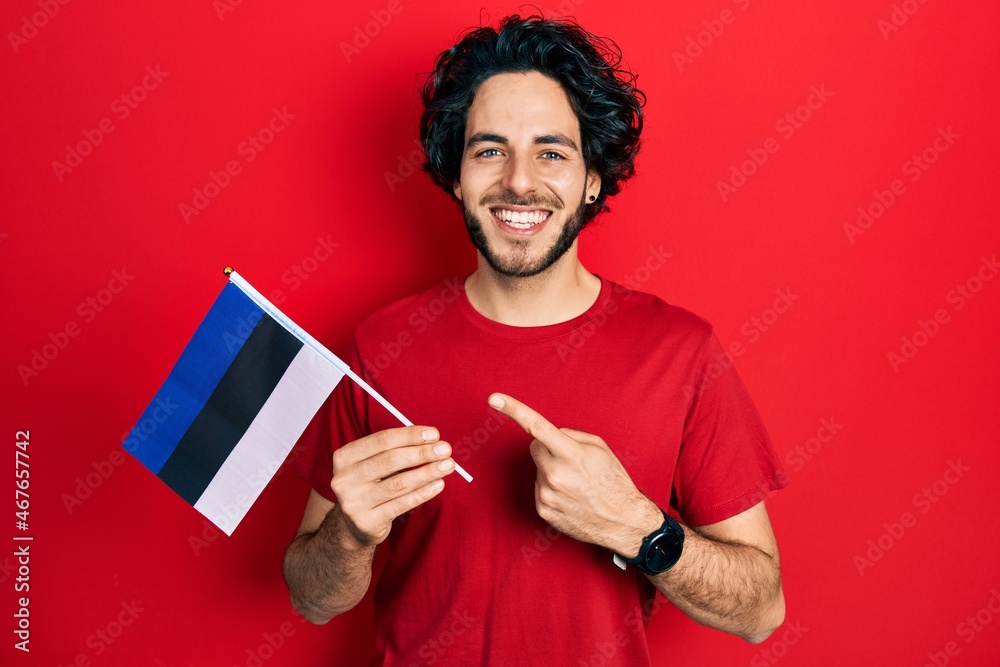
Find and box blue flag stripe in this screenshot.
[156,313,303,505]
[125,283,264,474]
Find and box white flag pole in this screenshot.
[225,268,473,483]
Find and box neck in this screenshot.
[464,249,601,326]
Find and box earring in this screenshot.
[588,195,596,202]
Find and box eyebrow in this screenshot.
[466,132,580,152]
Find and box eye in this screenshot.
[477,148,503,158]
[541,151,564,160]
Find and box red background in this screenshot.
[3,0,999,665]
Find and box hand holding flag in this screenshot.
[330,425,456,546]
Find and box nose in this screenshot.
[500,152,539,197]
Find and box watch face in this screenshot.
[645,533,682,572]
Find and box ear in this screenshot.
[452,179,463,201]
[586,169,602,202]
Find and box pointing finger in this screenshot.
[488,392,573,455]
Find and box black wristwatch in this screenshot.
[618,510,684,576]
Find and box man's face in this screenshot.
[453,71,600,278]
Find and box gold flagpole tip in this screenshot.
[223,266,234,276]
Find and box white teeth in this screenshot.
[492,208,549,225]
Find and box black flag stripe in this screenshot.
[157,314,302,504]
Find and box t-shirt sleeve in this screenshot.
[290,336,371,503]
[671,330,788,526]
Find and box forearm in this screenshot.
[606,498,783,643]
[283,504,377,624]
[651,525,784,643]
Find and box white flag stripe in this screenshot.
[194,344,345,535]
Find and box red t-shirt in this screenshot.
[293,276,788,666]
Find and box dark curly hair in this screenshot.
[419,14,645,227]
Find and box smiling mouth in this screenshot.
[490,207,552,229]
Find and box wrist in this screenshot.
[319,505,378,559]
[610,496,664,558]
[615,506,686,577]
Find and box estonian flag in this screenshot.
[125,269,472,536]
[124,270,347,536]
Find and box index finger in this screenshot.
[487,392,575,455]
[341,425,443,467]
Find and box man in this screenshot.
[284,14,788,665]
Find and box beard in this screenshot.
[462,193,587,278]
